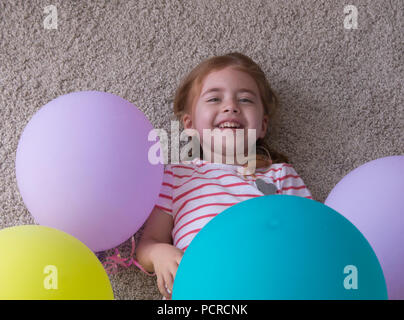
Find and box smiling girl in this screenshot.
[135,52,313,299]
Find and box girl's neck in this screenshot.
[200,153,272,169]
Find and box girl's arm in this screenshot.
[136,206,183,299]
[135,205,175,272]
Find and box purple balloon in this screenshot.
[325,155,404,300]
[15,91,163,252]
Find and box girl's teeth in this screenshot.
[218,122,241,128]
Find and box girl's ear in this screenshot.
[182,113,193,129]
[259,115,269,138]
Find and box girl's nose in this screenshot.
[222,100,240,114]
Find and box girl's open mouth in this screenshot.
[215,121,244,129]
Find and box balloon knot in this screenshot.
[102,236,155,277]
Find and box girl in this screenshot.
[135,52,313,299]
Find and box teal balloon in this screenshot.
[172,195,387,300]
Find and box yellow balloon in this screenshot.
[0,225,114,300]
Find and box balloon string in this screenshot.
[102,236,156,277]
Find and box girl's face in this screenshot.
[182,66,268,163]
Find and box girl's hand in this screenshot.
[150,243,184,299]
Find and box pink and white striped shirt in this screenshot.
[155,158,313,251]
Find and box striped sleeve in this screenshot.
[155,165,174,215]
[279,165,313,199]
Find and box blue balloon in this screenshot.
[172,195,387,300]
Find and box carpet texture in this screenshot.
[0,0,402,299]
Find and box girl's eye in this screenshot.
[207,98,253,103]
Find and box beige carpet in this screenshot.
[0,0,402,299]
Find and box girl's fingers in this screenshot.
[175,255,183,266]
[171,261,179,279]
[175,251,184,266]
[164,271,174,297]
[157,274,170,299]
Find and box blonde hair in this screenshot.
[173,52,289,164]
